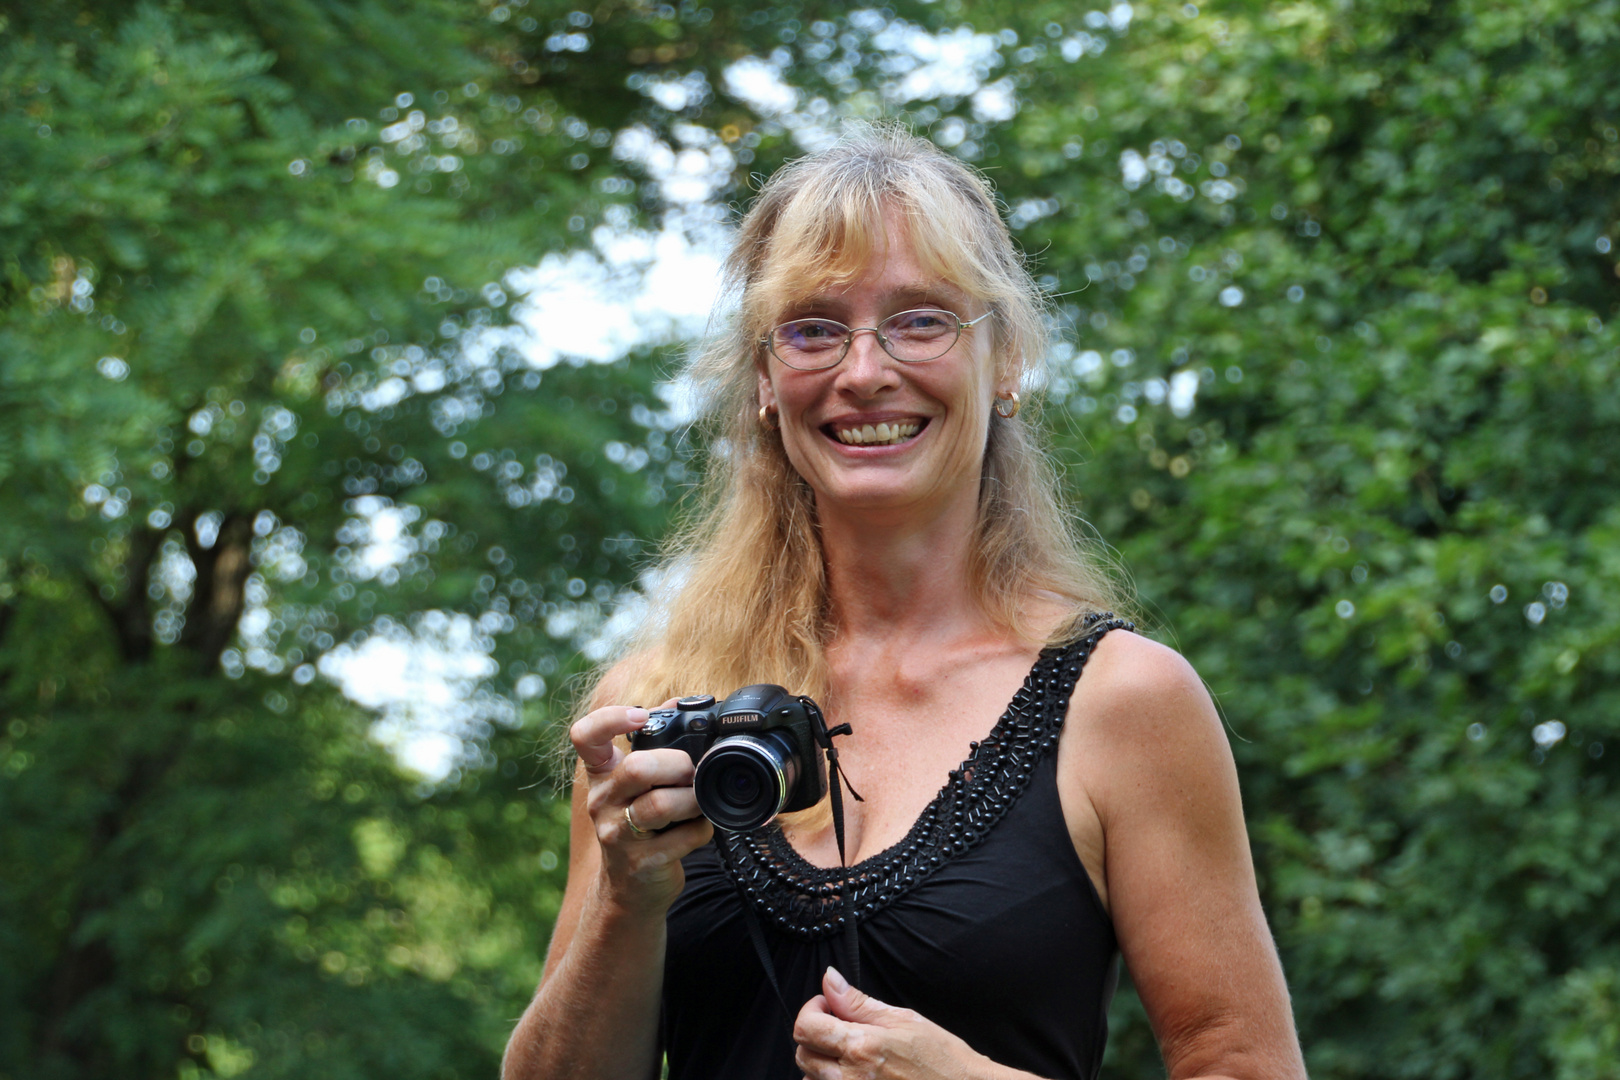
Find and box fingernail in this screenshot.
[627,707,648,724]
[824,966,849,993]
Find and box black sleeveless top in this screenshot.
[661,615,1130,1080]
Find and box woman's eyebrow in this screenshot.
[886,283,972,309]
[781,297,839,318]
[785,284,970,317]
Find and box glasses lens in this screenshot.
[879,309,960,361]
[771,318,848,370]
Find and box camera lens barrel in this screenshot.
[693,732,800,832]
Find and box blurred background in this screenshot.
[2,1,1617,1077]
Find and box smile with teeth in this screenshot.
[831,419,923,446]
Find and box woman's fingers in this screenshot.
[582,744,712,911]
[622,776,703,833]
[575,698,701,837]
[605,813,713,867]
[794,1045,840,1080]
[644,815,711,855]
[793,969,984,1079]
[571,705,648,775]
[584,747,698,822]
[792,995,843,1057]
[818,967,903,1025]
[794,992,875,1068]
[573,699,715,908]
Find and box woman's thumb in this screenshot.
[822,966,891,1023]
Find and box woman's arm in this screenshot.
[502,677,713,1080]
[1065,632,1306,1080]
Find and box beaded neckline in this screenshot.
[716,613,1132,939]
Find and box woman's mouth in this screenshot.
[828,419,924,446]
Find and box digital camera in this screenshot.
[629,684,830,832]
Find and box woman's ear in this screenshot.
[996,356,1024,400]
[757,367,776,413]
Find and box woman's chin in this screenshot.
[806,469,970,520]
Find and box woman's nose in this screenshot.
[835,328,900,395]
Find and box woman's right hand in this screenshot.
[503,701,713,1080]
[570,703,715,915]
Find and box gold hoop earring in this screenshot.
[759,404,778,429]
[994,391,1021,419]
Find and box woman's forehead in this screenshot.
[780,276,973,315]
[765,229,976,312]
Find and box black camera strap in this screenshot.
[739,700,863,1021]
[820,714,864,992]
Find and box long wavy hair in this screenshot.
[591,123,1126,715]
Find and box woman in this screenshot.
[504,126,1306,1080]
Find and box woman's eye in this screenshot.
[789,320,842,344]
[889,311,950,334]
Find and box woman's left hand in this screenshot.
[793,968,1037,1080]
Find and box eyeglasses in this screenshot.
[759,308,993,371]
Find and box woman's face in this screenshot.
[756,212,1010,523]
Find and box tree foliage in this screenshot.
[2,1,1617,1078]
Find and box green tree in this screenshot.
[0,1,731,1075]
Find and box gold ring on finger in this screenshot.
[623,804,652,838]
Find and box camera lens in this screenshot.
[721,767,761,804]
[694,732,799,832]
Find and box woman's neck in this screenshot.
[816,486,991,650]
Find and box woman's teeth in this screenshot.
[834,421,920,446]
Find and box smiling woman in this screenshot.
[503,125,1306,1080]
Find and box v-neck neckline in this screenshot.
[715,614,1130,938]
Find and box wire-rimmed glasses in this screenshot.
[759,308,993,371]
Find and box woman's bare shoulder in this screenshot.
[1072,628,1213,717]
[1065,629,1232,801]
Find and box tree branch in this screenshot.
[179,512,254,666]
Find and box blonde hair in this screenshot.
[593,123,1126,714]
